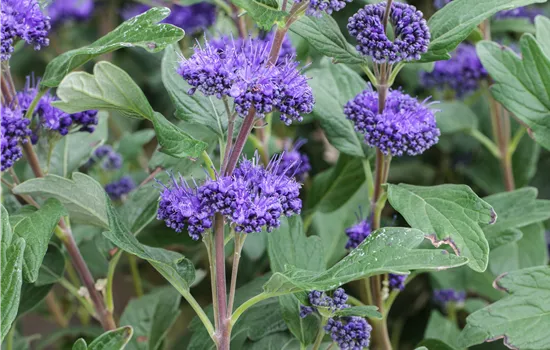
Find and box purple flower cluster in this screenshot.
[325,317,372,350]
[178,36,313,125]
[275,139,311,182]
[300,288,349,318]
[1,106,31,171]
[1,0,50,60]
[345,219,371,250]
[47,0,94,26]
[105,176,136,200]
[388,274,406,291]
[348,2,430,64]
[122,2,216,34]
[345,87,440,156]
[17,76,98,142]
[294,0,352,17]
[421,43,487,97]
[495,6,543,22]
[433,288,466,306]
[157,155,301,240]
[89,145,123,170]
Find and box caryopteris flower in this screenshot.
[178,36,313,125]
[420,43,487,97]
[1,105,31,171]
[300,288,350,318]
[433,288,466,306]
[325,316,372,350]
[388,274,407,291]
[294,0,352,17]
[88,145,123,170]
[345,219,371,250]
[345,86,440,156]
[348,2,430,64]
[47,0,94,26]
[105,176,136,201]
[1,0,51,61]
[275,139,311,182]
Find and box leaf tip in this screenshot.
[492,272,509,292]
[425,233,460,256]
[489,208,497,225]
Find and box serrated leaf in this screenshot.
[290,15,365,65]
[150,112,208,159]
[334,306,382,319]
[81,326,134,350]
[232,0,286,30]
[1,206,26,342]
[459,266,550,349]
[41,8,184,88]
[162,44,227,137]
[477,36,550,150]
[424,310,461,350]
[13,173,108,228]
[535,16,550,57]
[422,0,545,62]
[263,227,468,296]
[120,287,181,350]
[307,59,369,158]
[386,184,494,272]
[12,198,66,282]
[102,195,196,293]
[268,216,324,346]
[435,101,478,134]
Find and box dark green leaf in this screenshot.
[73,339,88,350]
[423,0,545,62]
[424,310,461,349]
[477,36,550,150]
[13,173,108,228]
[290,15,364,65]
[459,266,550,349]
[36,245,65,286]
[231,0,286,30]
[416,339,456,350]
[119,185,159,235]
[263,227,468,296]
[435,102,479,134]
[17,283,52,317]
[120,287,181,350]
[150,112,208,159]
[83,326,134,350]
[41,8,184,88]
[386,184,495,272]
[1,206,26,341]
[307,59,369,158]
[334,306,382,319]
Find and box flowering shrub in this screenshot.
[1,1,550,350]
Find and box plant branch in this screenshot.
[231,293,273,326]
[213,213,229,350]
[227,232,246,316]
[312,317,328,350]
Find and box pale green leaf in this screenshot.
[86,326,134,350]
[334,306,382,319]
[232,0,286,30]
[386,184,495,272]
[535,15,550,57]
[116,129,156,160]
[435,102,478,134]
[491,18,535,35]
[1,206,26,341]
[263,227,468,296]
[13,173,108,228]
[459,266,550,349]
[150,112,207,159]
[119,185,159,235]
[41,8,184,88]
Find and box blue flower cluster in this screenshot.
[345,87,440,156]
[388,274,406,291]
[17,76,98,143]
[157,155,302,240]
[421,43,487,97]
[1,0,50,60]
[47,0,94,26]
[348,2,430,64]
[178,36,314,125]
[300,288,350,318]
[122,2,216,34]
[433,288,466,306]
[345,219,371,250]
[294,0,352,17]
[275,139,311,182]
[325,316,372,350]
[105,176,136,200]
[1,105,31,171]
[88,145,123,170]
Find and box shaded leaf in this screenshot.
[386,184,494,272]
[74,326,134,350]
[435,102,478,134]
[150,112,208,159]
[416,339,456,350]
[231,0,286,30]
[334,306,381,319]
[424,310,461,349]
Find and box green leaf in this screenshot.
[435,102,479,134]
[307,155,366,213]
[307,60,369,158]
[424,310,461,349]
[423,0,545,62]
[290,15,364,65]
[268,216,324,346]
[334,306,382,319]
[231,0,286,30]
[535,15,550,57]
[386,184,495,272]
[459,266,550,349]
[120,287,181,350]
[41,8,184,88]
[476,36,550,150]
[116,130,156,160]
[491,18,535,35]
[102,195,196,293]
[263,227,468,296]
[150,112,208,159]
[481,188,550,239]
[13,173,108,228]
[53,61,154,119]
[161,44,227,138]
[77,326,134,350]
[119,185,159,235]
[11,198,66,282]
[1,206,26,342]
[416,339,456,350]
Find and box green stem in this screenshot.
[58,277,96,316]
[181,288,217,341]
[468,129,501,159]
[303,212,315,232]
[508,126,526,156]
[231,293,273,326]
[312,317,328,350]
[24,89,46,120]
[128,254,144,298]
[347,295,366,307]
[5,325,15,350]
[360,64,377,86]
[248,133,269,165]
[105,251,122,313]
[362,158,374,200]
[203,234,219,333]
[201,150,216,180]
